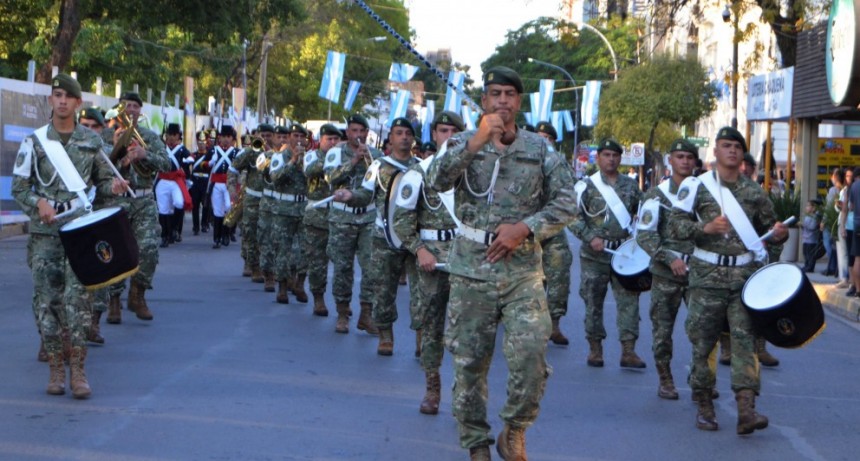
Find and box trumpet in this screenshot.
[109,101,148,163]
[251,137,265,152]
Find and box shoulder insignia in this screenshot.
[270,153,284,173]
[395,169,423,210]
[361,159,381,191]
[323,147,342,170]
[636,198,661,231]
[303,151,318,174]
[12,137,34,177]
[672,176,700,212]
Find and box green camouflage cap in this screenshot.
[52,73,82,99]
[78,107,104,126]
[598,138,624,154]
[483,66,524,93]
[431,111,465,131]
[669,138,699,157]
[715,126,748,153]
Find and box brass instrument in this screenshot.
[252,137,265,152]
[224,186,245,227]
[109,101,148,163]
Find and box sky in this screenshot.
[406,0,563,82]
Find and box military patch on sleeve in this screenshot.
[361,160,380,191]
[672,176,700,212]
[401,184,412,200]
[12,137,34,177]
[323,147,342,170]
[394,169,422,210]
[270,153,284,172]
[636,198,660,231]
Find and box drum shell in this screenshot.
[742,263,825,348]
[610,240,652,292]
[59,207,140,290]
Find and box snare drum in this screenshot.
[610,240,652,292]
[59,207,140,290]
[741,262,825,348]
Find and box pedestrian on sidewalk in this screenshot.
[801,200,821,273]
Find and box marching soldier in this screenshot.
[190,131,211,235]
[331,117,420,355]
[288,124,310,304]
[668,127,788,434]
[323,114,383,334]
[154,123,192,248]
[569,139,646,368]
[635,138,699,399]
[255,124,279,291]
[229,128,270,282]
[207,125,239,249]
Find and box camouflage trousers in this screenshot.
[579,256,641,342]
[541,232,572,319]
[110,195,160,295]
[292,222,307,276]
[649,274,688,366]
[686,286,760,393]
[367,236,417,330]
[271,214,302,282]
[326,221,374,305]
[446,274,551,450]
[257,209,274,273]
[409,264,450,372]
[27,234,92,352]
[302,223,329,294]
[241,198,260,268]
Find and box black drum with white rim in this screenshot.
[741,262,825,348]
[610,240,652,292]
[59,207,140,290]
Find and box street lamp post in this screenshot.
[577,22,619,81]
[527,57,580,152]
[723,3,740,129]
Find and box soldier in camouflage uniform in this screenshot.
[12,74,128,398]
[258,124,284,292]
[302,124,341,316]
[333,117,419,356]
[635,138,699,400]
[287,125,310,304]
[100,92,169,324]
[569,139,645,369]
[323,114,383,335]
[392,111,463,414]
[428,67,577,461]
[535,121,575,346]
[668,127,788,435]
[266,123,309,304]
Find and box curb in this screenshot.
[0,222,27,240]
[814,283,860,323]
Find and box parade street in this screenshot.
[1,229,859,461]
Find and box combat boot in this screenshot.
[46,352,65,395]
[335,303,350,334]
[87,310,105,345]
[107,294,122,324]
[755,338,780,367]
[242,262,252,277]
[735,389,768,435]
[128,281,154,320]
[357,302,379,335]
[419,370,441,415]
[549,317,569,346]
[694,390,719,431]
[377,328,394,356]
[69,347,92,399]
[691,388,720,402]
[37,339,48,362]
[415,329,422,358]
[469,445,491,461]
[263,272,276,292]
[497,424,527,461]
[620,340,646,368]
[291,274,308,303]
[587,339,604,367]
[276,279,290,304]
[656,363,679,400]
[312,292,328,317]
[719,334,732,365]
[251,267,264,283]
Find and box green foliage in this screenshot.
[768,188,801,225]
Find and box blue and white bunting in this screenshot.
[343,81,361,111]
[529,93,540,124]
[563,110,575,132]
[386,89,412,126]
[389,63,419,83]
[581,81,602,127]
[551,111,564,142]
[537,79,555,122]
[461,105,477,131]
[319,51,346,103]
[421,100,435,143]
[523,111,534,126]
[443,71,465,113]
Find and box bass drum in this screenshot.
[610,240,652,292]
[741,262,825,348]
[59,207,140,290]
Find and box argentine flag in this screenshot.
[319,51,346,103]
[343,81,361,111]
[581,81,602,127]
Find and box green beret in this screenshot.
[715,126,748,153]
[346,114,369,129]
[52,73,82,99]
[258,123,275,133]
[274,125,289,135]
[319,123,341,137]
[121,92,143,106]
[78,108,104,126]
[522,124,536,133]
[420,141,438,153]
[390,117,415,136]
[431,111,465,132]
[483,66,524,94]
[288,123,307,135]
[536,121,557,139]
[598,138,624,154]
[669,138,699,157]
[743,152,757,167]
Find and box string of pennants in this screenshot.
[319,50,604,141]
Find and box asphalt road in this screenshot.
[1,228,859,461]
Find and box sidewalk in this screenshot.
[807,262,860,323]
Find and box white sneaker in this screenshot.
[835,280,850,288]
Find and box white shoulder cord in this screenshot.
[420,181,443,211]
[34,156,59,187]
[464,157,500,204]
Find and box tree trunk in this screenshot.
[647,122,660,189]
[36,0,82,84]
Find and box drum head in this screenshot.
[383,171,404,249]
[743,263,802,311]
[610,240,650,275]
[60,207,121,232]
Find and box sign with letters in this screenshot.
[746,67,794,121]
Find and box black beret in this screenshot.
[121,92,143,106]
[219,125,236,138]
[536,121,557,139]
[78,108,104,126]
[669,138,699,157]
[166,123,182,135]
[743,152,757,167]
[257,123,275,133]
[522,124,536,133]
[274,125,289,134]
[288,123,307,135]
[715,126,748,153]
[319,123,341,137]
[597,138,624,154]
[346,114,369,129]
[420,141,438,153]
[52,73,82,99]
[431,111,465,132]
[390,117,415,136]
[483,66,524,94]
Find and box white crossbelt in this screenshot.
[245,188,262,198]
[331,202,376,214]
[692,247,755,266]
[420,228,458,242]
[460,224,496,246]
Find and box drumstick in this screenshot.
[306,195,335,211]
[99,151,136,198]
[716,170,729,239]
[758,216,796,242]
[603,248,631,259]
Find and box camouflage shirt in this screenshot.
[267,148,308,217]
[302,148,332,229]
[569,172,642,263]
[347,155,419,240]
[428,129,577,282]
[104,126,170,190]
[229,147,266,194]
[323,142,382,225]
[635,178,693,282]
